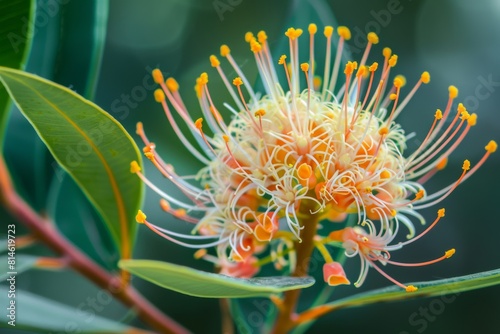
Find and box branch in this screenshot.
[272,203,321,334]
[0,156,190,334]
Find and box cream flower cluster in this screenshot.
[132,24,496,291]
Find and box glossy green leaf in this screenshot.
[51,0,109,99]
[0,0,35,146]
[0,67,144,259]
[47,172,119,269]
[0,287,142,333]
[303,268,500,318]
[3,0,109,211]
[0,254,38,281]
[119,259,315,298]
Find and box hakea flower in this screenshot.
[131,24,496,291]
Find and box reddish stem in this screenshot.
[272,203,321,334]
[0,157,190,334]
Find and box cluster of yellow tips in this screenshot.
[131,23,496,291]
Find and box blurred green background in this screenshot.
[2,0,500,333]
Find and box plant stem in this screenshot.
[272,202,321,334]
[220,298,234,334]
[0,157,190,334]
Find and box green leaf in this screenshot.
[0,254,38,280]
[119,259,315,298]
[3,0,109,211]
[0,67,144,259]
[0,287,141,333]
[51,0,109,99]
[47,172,119,269]
[0,0,35,146]
[305,268,500,317]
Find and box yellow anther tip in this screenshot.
[245,32,254,43]
[209,55,220,67]
[154,89,165,103]
[379,127,389,135]
[445,248,456,258]
[421,71,430,84]
[449,85,459,99]
[436,157,448,170]
[257,30,267,43]
[462,159,471,171]
[250,39,262,53]
[435,109,443,120]
[393,77,404,88]
[356,66,366,77]
[383,47,392,59]
[222,134,230,143]
[438,208,446,217]
[254,109,266,117]
[406,285,418,293]
[415,190,425,200]
[308,23,317,35]
[486,140,498,153]
[395,75,406,86]
[369,62,379,72]
[136,210,147,224]
[152,69,164,84]
[233,77,243,86]
[467,113,477,126]
[220,44,230,57]
[285,27,302,40]
[388,54,398,67]
[460,110,470,120]
[337,26,351,40]
[278,54,287,65]
[194,249,207,259]
[301,63,309,72]
[166,78,179,92]
[199,72,208,85]
[136,122,143,134]
[130,161,141,173]
[195,118,203,130]
[367,32,379,44]
[324,26,334,37]
[344,61,357,75]
[159,198,170,211]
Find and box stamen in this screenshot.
[423,140,497,200]
[159,199,198,223]
[285,27,303,95]
[209,54,245,111]
[308,24,317,89]
[397,208,445,245]
[413,160,470,210]
[194,118,218,158]
[359,32,379,69]
[369,260,415,291]
[301,62,311,125]
[136,210,147,223]
[152,87,211,164]
[327,26,351,100]
[220,44,257,102]
[232,77,261,133]
[321,25,334,99]
[387,248,455,267]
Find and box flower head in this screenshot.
[132,24,495,290]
